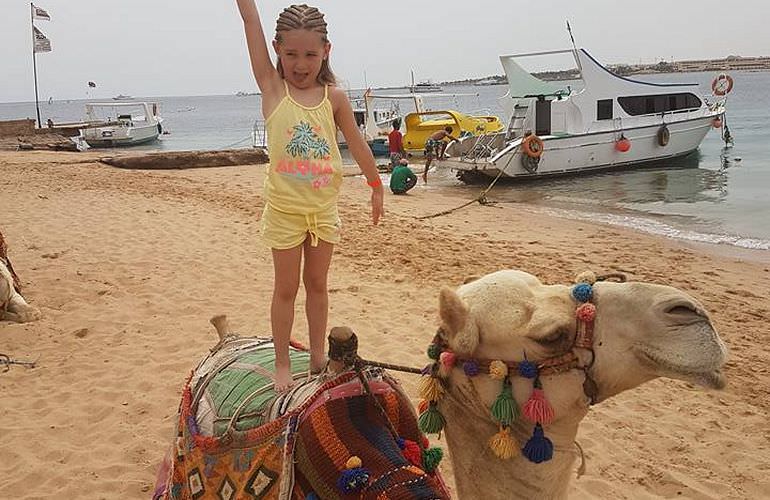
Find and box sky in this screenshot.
[2,0,769,103]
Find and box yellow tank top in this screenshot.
[264,82,343,215]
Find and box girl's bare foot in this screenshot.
[274,364,293,393]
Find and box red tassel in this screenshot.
[418,399,429,414]
[402,439,423,467]
[523,388,555,425]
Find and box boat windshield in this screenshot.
[500,55,573,98]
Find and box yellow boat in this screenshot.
[402,110,503,155]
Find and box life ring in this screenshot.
[657,125,670,147]
[521,134,544,159]
[711,73,734,96]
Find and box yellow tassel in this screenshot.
[489,427,517,459]
[489,360,508,380]
[419,375,444,402]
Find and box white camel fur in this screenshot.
[433,269,727,500]
[0,233,41,323]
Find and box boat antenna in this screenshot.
[566,20,583,73]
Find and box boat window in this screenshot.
[618,93,702,116]
[597,99,613,120]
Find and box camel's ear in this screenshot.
[439,288,478,354]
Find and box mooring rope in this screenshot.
[416,146,518,220]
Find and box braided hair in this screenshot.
[275,4,336,86]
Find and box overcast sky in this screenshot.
[2,0,768,103]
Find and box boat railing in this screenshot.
[253,118,266,148]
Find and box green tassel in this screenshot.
[422,447,444,473]
[418,403,446,434]
[427,344,442,360]
[490,380,519,426]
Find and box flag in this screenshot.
[32,4,51,21]
[33,26,51,53]
[88,81,97,88]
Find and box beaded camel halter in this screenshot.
[416,271,625,464]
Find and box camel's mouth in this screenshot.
[636,350,727,390]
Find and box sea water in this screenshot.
[2,70,768,252]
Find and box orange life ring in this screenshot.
[521,134,544,158]
[711,73,734,96]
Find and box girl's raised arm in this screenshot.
[236,0,280,94]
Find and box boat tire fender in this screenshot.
[521,153,540,173]
[521,134,544,159]
[711,73,734,96]
[157,123,163,134]
[657,125,670,147]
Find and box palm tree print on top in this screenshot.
[285,122,331,159]
[277,121,335,189]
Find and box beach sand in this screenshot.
[1,150,769,499]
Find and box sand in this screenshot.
[1,150,768,499]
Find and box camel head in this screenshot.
[420,269,727,499]
[0,232,41,324]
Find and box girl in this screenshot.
[236,1,384,391]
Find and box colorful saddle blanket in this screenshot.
[154,337,448,500]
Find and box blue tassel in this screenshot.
[522,423,553,463]
[305,493,320,500]
[518,360,538,379]
[337,467,370,493]
[572,283,593,303]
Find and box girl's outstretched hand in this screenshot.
[371,187,384,225]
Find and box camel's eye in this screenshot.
[666,304,699,317]
[534,328,568,346]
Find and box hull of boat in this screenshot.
[82,123,160,148]
[441,115,716,180]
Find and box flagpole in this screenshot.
[31,3,42,128]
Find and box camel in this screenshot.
[429,269,727,499]
[0,231,41,323]
[157,269,727,499]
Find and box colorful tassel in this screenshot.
[523,388,555,426]
[418,402,446,434]
[417,399,429,414]
[575,271,597,285]
[438,351,456,378]
[345,456,362,469]
[572,283,593,303]
[490,380,519,426]
[488,426,517,459]
[522,423,553,463]
[462,360,480,377]
[518,359,538,379]
[399,438,423,467]
[489,360,508,380]
[305,493,319,500]
[418,374,444,402]
[337,467,370,493]
[576,303,596,322]
[427,343,442,360]
[422,447,444,473]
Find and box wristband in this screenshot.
[367,177,382,188]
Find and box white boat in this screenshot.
[80,102,164,148]
[112,94,133,101]
[408,81,443,93]
[441,47,729,182]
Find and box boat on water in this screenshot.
[80,102,164,148]
[441,47,730,182]
[408,81,443,93]
[112,94,133,101]
[403,110,504,155]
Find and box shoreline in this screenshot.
[1,151,769,498]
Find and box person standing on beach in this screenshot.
[236,0,384,391]
[388,118,405,170]
[423,126,458,183]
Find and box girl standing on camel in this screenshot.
[236,1,384,391]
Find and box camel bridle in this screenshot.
[416,272,626,463]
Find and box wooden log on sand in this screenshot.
[100,148,269,170]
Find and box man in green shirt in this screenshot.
[389,158,418,195]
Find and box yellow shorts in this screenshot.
[261,204,341,250]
